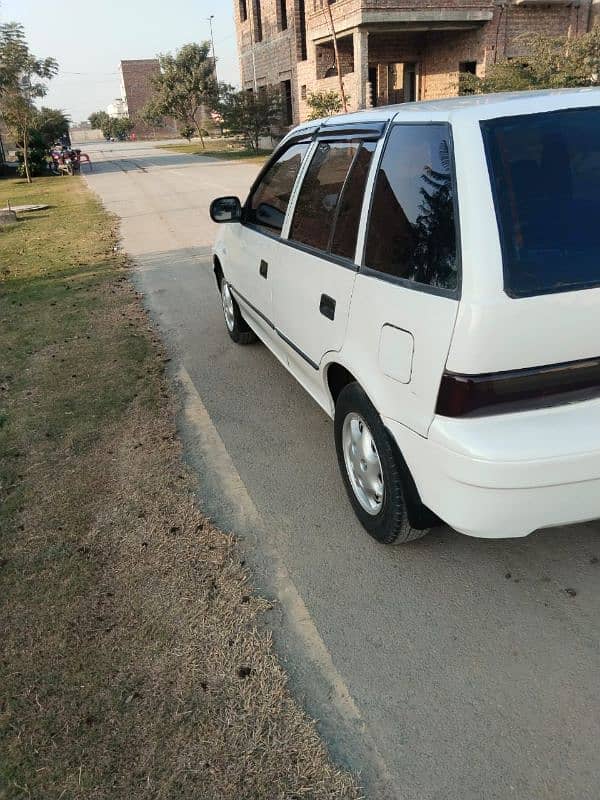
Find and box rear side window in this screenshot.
[246,142,309,235]
[289,140,376,259]
[482,107,600,297]
[364,124,458,292]
[331,142,376,259]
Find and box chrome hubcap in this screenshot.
[342,413,384,515]
[221,281,235,332]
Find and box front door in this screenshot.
[226,141,310,337]
[273,138,378,378]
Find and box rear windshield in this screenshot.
[481,107,600,298]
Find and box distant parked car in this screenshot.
[210,88,600,544]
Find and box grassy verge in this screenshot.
[0,176,360,799]
[159,140,271,162]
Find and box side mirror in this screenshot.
[210,196,242,223]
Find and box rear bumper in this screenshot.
[385,399,600,538]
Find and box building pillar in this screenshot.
[353,27,369,110]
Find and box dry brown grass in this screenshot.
[0,177,361,799]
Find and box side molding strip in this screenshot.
[230,285,320,372]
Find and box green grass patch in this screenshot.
[159,140,271,162]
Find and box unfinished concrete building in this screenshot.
[234,0,598,125]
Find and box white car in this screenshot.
[210,88,600,544]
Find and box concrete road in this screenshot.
[84,141,600,800]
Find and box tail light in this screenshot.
[436,356,600,417]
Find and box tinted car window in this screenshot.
[364,124,458,291]
[482,107,600,297]
[330,141,376,259]
[289,141,360,253]
[246,142,309,235]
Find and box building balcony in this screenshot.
[308,2,494,44]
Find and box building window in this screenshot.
[278,0,288,31]
[301,84,307,100]
[253,0,263,42]
[281,80,293,125]
[316,35,353,80]
[240,0,248,21]
[459,61,477,75]
[297,0,307,61]
[364,124,458,291]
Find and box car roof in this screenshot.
[291,87,600,134]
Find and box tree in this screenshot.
[14,107,72,178]
[218,85,282,151]
[306,89,343,120]
[88,111,134,140]
[180,124,196,142]
[0,22,58,182]
[459,26,600,95]
[139,104,166,137]
[110,117,134,141]
[34,107,70,146]
[147,42,217,148]
[89,110,111,137]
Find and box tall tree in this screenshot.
[146,42,217,148]
[0,22,58,182]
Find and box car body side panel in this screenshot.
[341,274,459,437]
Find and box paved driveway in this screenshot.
[84,140,600,800]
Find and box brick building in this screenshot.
[119,59,177,138]
[234,0,598,125]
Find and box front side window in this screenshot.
[482,107,600,298]
[289,140,375,259]
[246,142,309,235]
[364,124,458,292]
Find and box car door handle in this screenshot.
[259,259,268,278]
[319,294,336,321]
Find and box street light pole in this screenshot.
[207,15,218,84]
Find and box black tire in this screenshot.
[334,382,430,545]
[221,280,257,345]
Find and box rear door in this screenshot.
[345,122,460,436]
[272,134,378,372]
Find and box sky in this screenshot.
[0,0,240,124]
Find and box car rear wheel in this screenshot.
[334,382,430,545]
[221,280,257,345]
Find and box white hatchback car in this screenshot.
[210,88,600,544]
